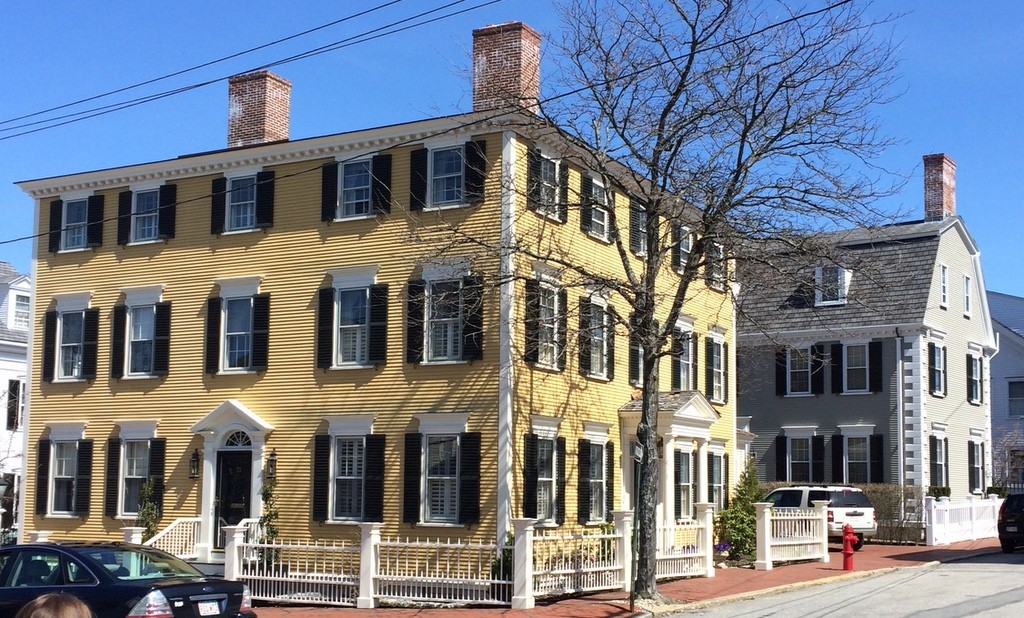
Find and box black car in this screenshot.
[998,493,1024,553]
[0,541,256,617]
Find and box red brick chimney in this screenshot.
[228,70,291,148]
[472,22,541,113]
[923,153,956,221]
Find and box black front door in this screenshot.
[215,451,252,549]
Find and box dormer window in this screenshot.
[815,265,850,306]
[13,294,29,329]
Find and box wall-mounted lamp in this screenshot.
[189,449,201,479]
[266,449,278,480]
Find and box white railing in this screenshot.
[532,526,622,598]
[237,536,361,606]
[376,535,507,605]
[656,503,715,579]
[754,501,829,571]
[924,494,1003,546]
[143,517,202,559]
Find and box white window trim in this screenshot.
[676,226,692,273]
[531,415,562,440]
[782,426,816,484]
[328,269,379,369]
[963,274,972,317]
[423,139,468,211]
[968,352,983,404]
[787,347,813,396]
[533,152,561,220]
[1008,379,1024,418]
[842,342,870,395]
[587,177,611,242]
[222,167,262,234]
[939,264,948,308]
[130,187,162,244]
[585,295,612,380]
[59,194,90,252]
[325,413,375,524]
[54,292,92,313]
[930,340,946,397]
[214,276,262,299]
[815,265,851,306]
[46,421,87,517]
[708,333,726,403]
[337,158,375,220]
[11,291,31,330]
[415,412,469,436]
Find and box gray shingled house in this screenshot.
[737,154,997,499]
[987,290,1024,485]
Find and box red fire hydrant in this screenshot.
[842,523,857,571]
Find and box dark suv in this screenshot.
[998,493,1024,553]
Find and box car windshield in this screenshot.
[765,490,803,508]
[79,546,202,580]
[827,491,872,508]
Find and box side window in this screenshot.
[63,555,97,585]
[8,551,59,587]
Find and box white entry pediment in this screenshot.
[190,399,274,436]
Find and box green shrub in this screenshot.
[134,479,160,541]
[715,457,763,558]
[985,486,1008,498]
[928,485,951,498]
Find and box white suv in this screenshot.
[763,485,877,550]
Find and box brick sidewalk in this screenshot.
[253,537,1003,617]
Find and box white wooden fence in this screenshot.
[753,501,830,571]
[142,517,202,559]
[924,494,1003,546]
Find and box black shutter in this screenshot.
[605,441,615,522]
[579,175,593,232]
[723,454,730,508]
[409,148,428,210]
[927,342,936,394]
[578,297,592,376]
[464,140,486,203]
[74,439,94,515]
[211,177,227,235]
[523,433,539,518]
[832,435,845,483]
[321,162,338,222]
[690,334,699,389]
[557,163,569,222]
[82,309,99,380]
[403,433,422,523]
[406,280,425,363]
[312,434,330,522]
[371,154,393,215]
[527,147,542,211]
[48,200,63,253]
[5,380,19,431]
[105,438,120,517]
[556,437,566,524]
[674,451,683,520]
[117,191,132,246]
[811,345,825,395]
[111,305,127,379]
[458,432,481,524]
[831,343,844,393]
[944,438,950,486]
[251,294,270,371]
[629,200,642,254]
[929,435,939,487]
[705,338,715,400]
[968,441,977,492]
[255,170,275,228]
[556,288,568,371]
[316,288,334,369]
[86,195,104,247]
[671,226,681,270]
[870,435,884,484]
[42,311,57,382]
[462,275,484,361]
[812,435,825,483]
[868,341,883,393]
[158,184,177,239]
[364,434,386,522]
[368,284,389,366]
[150,438,166,513]
[153,302,171,375]
[578,439,592,524]
[671,330,683,391]
[723,342,730,403]
[967,354,974,401]
[775,347,787,396]
[942,347,948,395]
[524,280,540,363]
[775,435,788,481]
[628,314,640,385]
[607,308,616,382]
[36,439,51,515]
[204,297,222,375]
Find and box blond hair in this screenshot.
[14,593,94,618]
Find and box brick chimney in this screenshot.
[923,153,956,221]
[472,22,541,113]
[227,71,291,148]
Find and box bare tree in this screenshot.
[535,0,900,597]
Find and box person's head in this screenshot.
[14,593,93,618]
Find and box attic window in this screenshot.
[815,265,850,306]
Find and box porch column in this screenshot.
[697,438,709,503]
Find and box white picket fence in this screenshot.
[924,494,1003,546]
[753,501,830,571]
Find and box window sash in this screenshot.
[13,294,30,329]
[940,265,948,306]
[59,311,85,379]
[970,442,984,492]
[537,438,555,521]
[788,348,811,394]
[930,345,945,395]
[537,158,558,215]
[227,176,257,231]
[537,284,558,367]
[589,443,605,521]
[425,435,459,523]
[708,243,726,288]
[128,306,156,375]
[968,356,982,403]
[676,451,692,520]
[709,454,724,510]
[341,161,372,217]
[711,340,725,401]
[333,437,365,519]
[678,229,692,267]
[819,266,843,303]
[122,440,150,515]
[337,289,369,365]
[132,190,160,242]
[224,297,253,369]
[635,208,648,254]
[1009,382,1024,417]
[52,441,78,513]
[590,305,609,377]
[790,437,811,482]
[847,437,869,483]
[964,276,972,314]
[426,281,462,361]
[63,199,88,249]
[431,148,464,206]
[845,344,868,392]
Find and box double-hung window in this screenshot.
[788,348,812,395]
[672,328,693,391]
[963,275,972,316]
[212,172,274,234]
[62,199,89,250]
[674,450,692,520]
[13,294,29,329]
[403,415,480,525]
[708,453,725,510]
[318,269,387,369]
[128,306,156,375]
[132,190,159,242]
[425,435,460,523]
[224,298,253,370]
[930,429,949,488]
[969,439,985,493]
[52,441,79,514]
[341,161,372,217]
[673,226,692,272]
[409,141,486,210]
[43,294,98,382]
[706,242,726,290]
[536,437,556,522]
[587,442,605,522]
[38,424,92,517]
[537,282,560,367]
[1009,381,1024,418]
[334,436,365,519]
[525,418,564,525]
[815,265,848,305]
[707,337,727,403]
[577,427,613,525]
[337,289,369,365]
[527,148,562,219]
[206,277,268,374]
[590,183,609,240]
[228,176,257,231]
[939,264,948,307]
[121,439,150,515]
[844,344,868,393]
[112,288,170,379]
[407,272,483,364]
[432,148,465,206]
[59,311,85,379]
[312,416,384,523]
[104,424,164,519]
[929,342,947,396]
[581,298,612,379]
[846,436,869,483]
[789,437,811,482]
[536,157,559,217]
[967,353,983,404]
[428,281,463,361]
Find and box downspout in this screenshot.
[895,329,905,520]
[496,130,518,543]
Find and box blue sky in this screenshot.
[1,1,1022,297]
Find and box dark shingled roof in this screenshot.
[988,290,1024,340]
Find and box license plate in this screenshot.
[1008,526,1019,532]
[198,600,220,616]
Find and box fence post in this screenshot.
[121,526,144,544]
[924,496,936,546]
[754,502,772,571]
[811,500,830,564]
[966,494,978,540]
[222,525,246,581]
[28,531,51,543]
[356,522,382,609]
[612,510,633,592]
[511,517,535,610]
[694,502,716,578]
